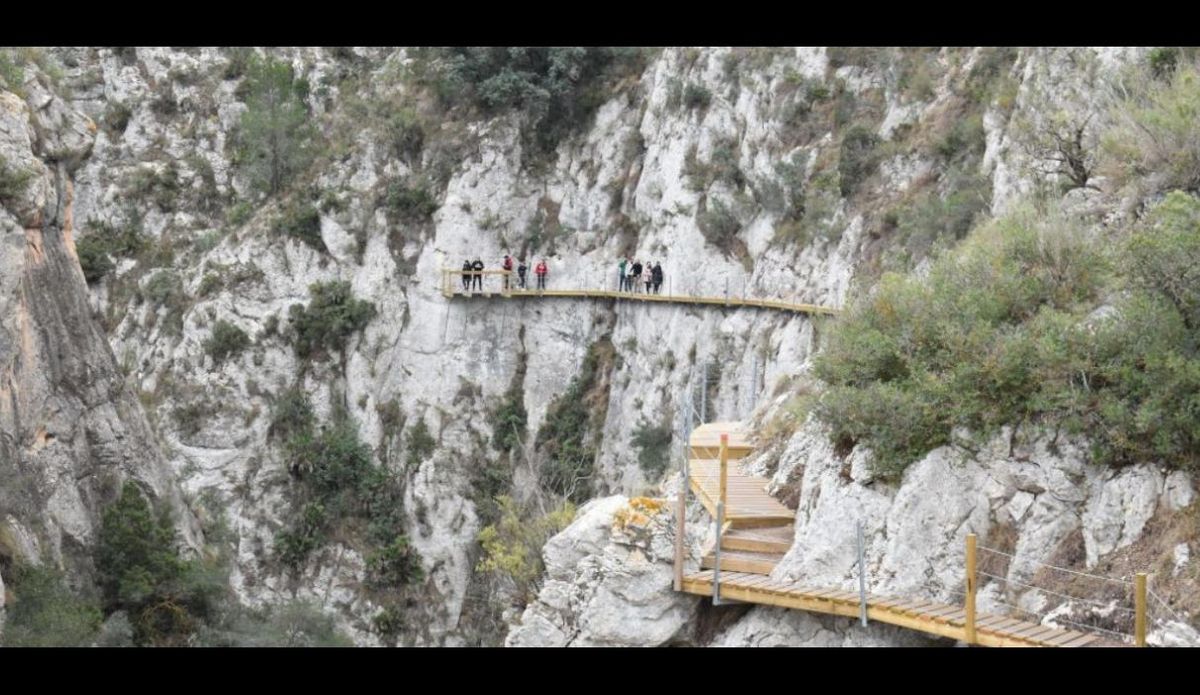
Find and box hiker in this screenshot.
[502,254,513,290]
[471,258,484,291]
[626,260,637,292]
[631,260,643,294]
[618,257,628,291]
[517,258,528,289]
[461,259,472,291]
[535,258,548,290]
[644,260,654,293]
[652,262,664,294]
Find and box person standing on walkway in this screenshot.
[631,260,643,294]
[517,258,527,289]
[618,257,627,291]
[461,259,472,291]
[626,260,637,292]
[471,258,484,291]
[652,262,663,294]
[644,261,654,293]
[535,259,548,290]
[502,254,513,290]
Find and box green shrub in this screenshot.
[143,270,182,306]
[934,112,986,161]
[0,50,25,93]
[274,410,423,586]
[198,273,223,297]
[405,419,436,468]
[631,421,673,477]
[275,502,326,570]
[269,387,316,441]
[838,124,881,197]
[0,155,33,209]
[0,564,102,647]
[365,536,423,588]
[288,280,377,359]
[223,47,254,80]
[384,178,439,221]
[125,163,181,212]
[1148,47,1179,80]
[476,496,575,605]
[813,203,1110,476]
[227,200,254,226]
[536,339,612,502]
[205,320,251,364]
[683,82,712,110]
[384,108,425,162]
[893,170,992,262]
[489,385,528,454]
[1104,64,1200,195]
[103,102,132,137]
[274,201,324,252]
[697,199,741,252]
[77,240,116,283]
[142,270,186,337]
[419,47,647,159]
[75,217,147,283]
[172,396,220,437]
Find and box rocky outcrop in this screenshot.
[506,495,701,646]
[0,76,198,583]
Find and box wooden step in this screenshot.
[701,549,783,575]
[721,525,794,553]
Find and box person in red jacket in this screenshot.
[535,259,548,290]
[502,254,513,290]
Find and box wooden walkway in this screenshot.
[675,422,1105,647]
[440,270,837,317]
[681,571,1102,647]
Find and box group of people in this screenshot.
[460,256,548,291]
[618,258,664,294]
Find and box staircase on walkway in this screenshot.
[672,422,1117,647]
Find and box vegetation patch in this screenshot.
[815,192,1200,477]
[288,281,377,360]
[535,338,614,503]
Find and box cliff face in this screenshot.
[0,75,198,590]
[1,46,1195,646]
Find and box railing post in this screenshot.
[719,433,729,517]
[1136,572,1147,647]
[858,520,868,627]
[674,450,687,592]
[713,499,724,606]
[965,533,977,645]
[712,433,729,606]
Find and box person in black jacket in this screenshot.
[471,258,484,291]
[517,258,528,289]
[652,262,664,294]
[461,259,472,291]
[631,260,643,294]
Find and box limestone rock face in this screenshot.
[0,80,198,585]
[506,496,701,646]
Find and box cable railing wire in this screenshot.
[976,569,1137,615]
[976,545,1133,586]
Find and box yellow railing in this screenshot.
[439,269,838,316]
